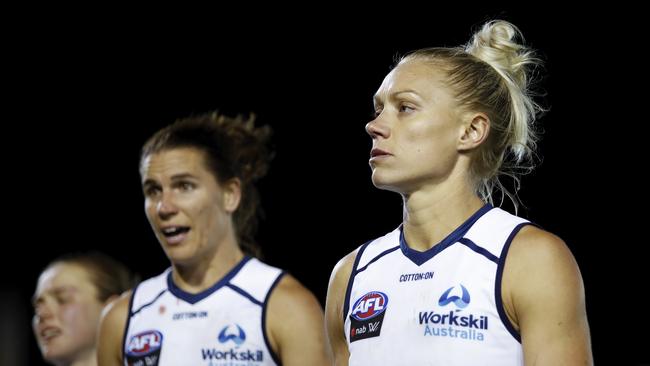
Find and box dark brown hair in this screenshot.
[140,111,273,257]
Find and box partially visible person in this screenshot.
[98,111,330,365]
[32,251,136,366]
[325,20,592,365]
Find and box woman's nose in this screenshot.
[157,191,179,219]
[366,113,390,139]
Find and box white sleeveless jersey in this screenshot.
[123,256,284,366]
[344,205,530,366]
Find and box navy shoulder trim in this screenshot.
[262,271,286,366]
[342,240,372,323]
[495,222,534,343]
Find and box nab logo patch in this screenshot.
[438,284,471,309]
[349,291,388,343]
[218,324,246,346]
[126,330,162,366]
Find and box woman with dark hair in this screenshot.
[99,112,330,366]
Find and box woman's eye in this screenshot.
[144,186,161,197]
[56,295,72,305]
[399,104,415,113]
[179,182,195,191]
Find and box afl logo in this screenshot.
[351,291,388,321]
[126,330,163,356]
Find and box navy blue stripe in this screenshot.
[130,288,167,317]
[167,256,252,304]
[495,222,533,343]
[356,246,400,273]
[458,238,499,264]
[342,240,372,323]
[226,283,263,306]
[122,284,139,362]
[262,271,286,366]
[401,203,493,266]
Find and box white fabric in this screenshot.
[124,257,283,366]
[345,206,528,366]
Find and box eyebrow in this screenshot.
[142,173,198,187]
[170,173,197,181]
[32,286,77,306]
[374,89,422,105]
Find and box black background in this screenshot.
[3,7,646,365]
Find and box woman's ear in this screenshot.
[458,113,490,151]
[222,178,242,214]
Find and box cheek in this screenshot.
[196,195,223,222]
[198,205,220,233]
[61,302,103,337]
[32,315,39,336]
[144,201,157,219]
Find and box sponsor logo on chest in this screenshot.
[418,284,490,341]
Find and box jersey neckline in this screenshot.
[166,255,252,304]
[399,203,493,266]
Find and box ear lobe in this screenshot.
[223,178,242,213]
[458,113,490,151]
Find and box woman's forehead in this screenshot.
[141,148,209,178]
[375,60,448,102]
[35,263,92,296]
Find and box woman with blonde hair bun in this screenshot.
[325,20,593,366]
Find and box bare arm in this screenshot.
[97,291,131,366]
[503,226,593,365]
[265,274,331,366]
[324,250,357,366]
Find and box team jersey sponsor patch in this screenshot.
[349,291,388,342]
[126,330,163,366]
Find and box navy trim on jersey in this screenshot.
[262,271,286,366]
[400,203,493,266]
[122,283,139,361]
[458,238,499,264]
[167,256,252,304]
[343,240,372,323]
[130,288,167,317]
[356,245,400,273]
[226,283,263,306]
[495,222,532,343]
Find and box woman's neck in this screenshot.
[401,177,484,252]
[63,349,97,366]
[172,239,245,294]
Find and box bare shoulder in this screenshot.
[266,274,330,366]
[101,290,132,326]
[324,248,361,366]
[268,274,322,316]
[105,290,132,315]
[512,225,574,257]
[328,248,360,295]
[506,225,583,294]
[326,247,361,320]
[98,290,132,366]
[503,225,592,364]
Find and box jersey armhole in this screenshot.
[121,283,139,361]
[495,222,538,343]
[342,240,372,325]
[262,271,286,366]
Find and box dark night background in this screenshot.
[2,7,646,365]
